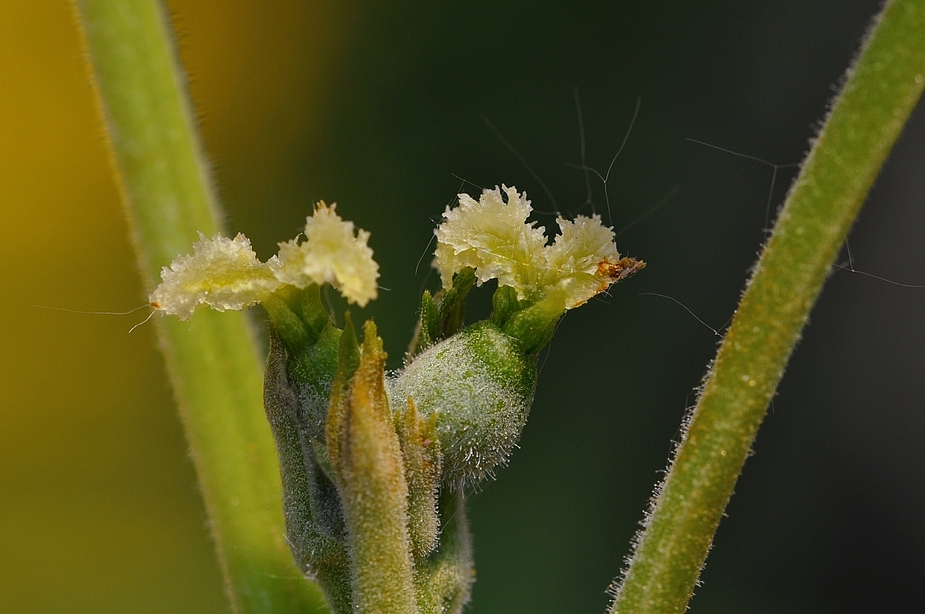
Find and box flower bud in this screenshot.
[390,321,537,488]
[327,320,418,614]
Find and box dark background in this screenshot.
[2,1,923,612]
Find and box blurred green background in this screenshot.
[2,1,923,612]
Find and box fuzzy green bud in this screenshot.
[390,321,537,489]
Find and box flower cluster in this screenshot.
[435,185,638,309]
[150,187,640,320]
[149,203,378,319]
[149,188,643,614]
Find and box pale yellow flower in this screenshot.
[273,202,379,307]
[149,233,281,320]
[434,186,637,309]
[434,185,546,293]
[150,203,379,319]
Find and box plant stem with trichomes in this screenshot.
[611,1,925,612]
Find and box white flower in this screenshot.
[273,202,379,307]
[541,214,624,308]
[434,185,640,309]
[150,203,379,319]
[434,185,546,293]
[149,233,282,320]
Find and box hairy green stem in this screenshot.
[72,1,325,612]
[611,1,925,612]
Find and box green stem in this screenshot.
[72,1,325,612]
[611,1,925,612]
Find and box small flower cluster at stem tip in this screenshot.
[148,185,643,614]
[150,185,642,320]
[149,202,378,319]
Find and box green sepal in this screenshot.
[489,284,523,327]
[267,286,343,478]
[262,284,332,353]
[262,284,344,475]
[285,322,341,469]
[437,267,476,338]
[413,490,475,614]
[421,291,440,349]
[296,283,331,337]
[408,268,476,359]
[395,397,442,562]
[262,291,311,351]
[501,285,568,355]
[327,320,418,614]
[263,329,353,614]
[334,313,361,394]
[408,291,440,359]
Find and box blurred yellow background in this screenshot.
[0,2,351,612]
[3,1,924,613]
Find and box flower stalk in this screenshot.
[609,1,925,612]
[72,1,325,612]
